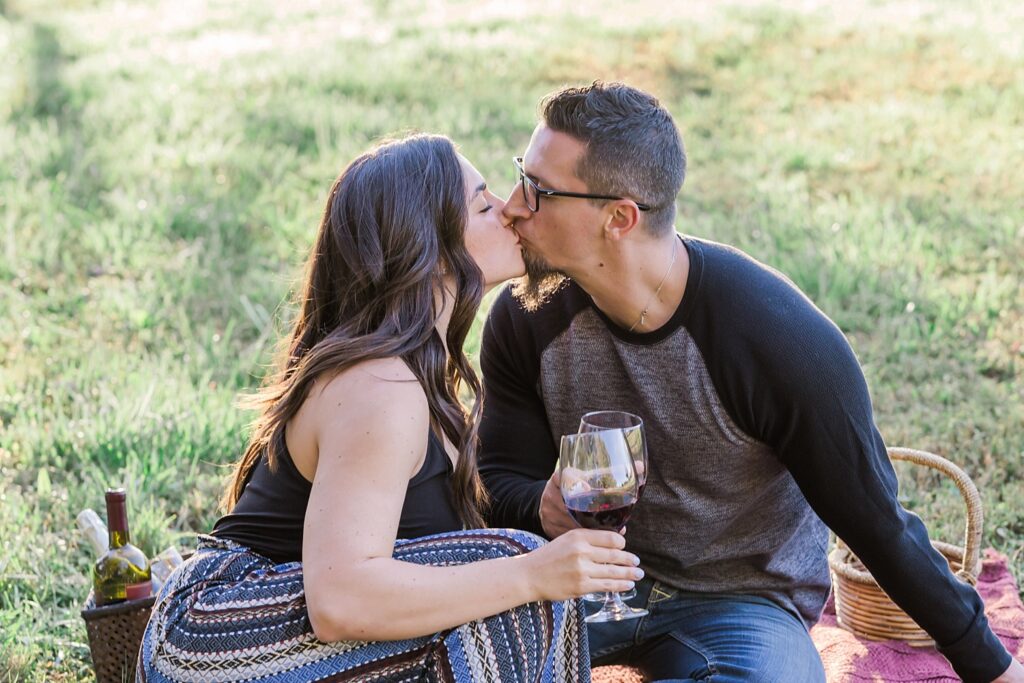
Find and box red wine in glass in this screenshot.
[565,491,637,531]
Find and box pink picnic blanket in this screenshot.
[811,548,1024,681]
[593,548,1023,682]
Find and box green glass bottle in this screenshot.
[93,488,152,605]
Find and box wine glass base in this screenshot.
[583,590,637,602]
[584,605,649,623]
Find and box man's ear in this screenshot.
[603,200,643,241]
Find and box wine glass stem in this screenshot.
[600,591,632,616]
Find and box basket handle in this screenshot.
[886,446,983,582]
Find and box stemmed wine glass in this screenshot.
[560,429,648,623]
[579,411,648,498]
[577,411,648,602]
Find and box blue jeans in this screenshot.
[588,577,825,682]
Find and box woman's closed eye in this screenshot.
[478,187,501,213]
[478,192,496,213]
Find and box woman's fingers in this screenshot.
[582,544,643,595]
[574,529,627,549]
[594,578,637,594]
[542,528,646,600]
[565,529,640,566]
[587,560,644,582]
[588,566,641,594]
[592,546,642,568]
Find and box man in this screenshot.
[478,81,1022,682]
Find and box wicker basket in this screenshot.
[80,591,155,683]
[81,551,191,683]
[828,447,982,646]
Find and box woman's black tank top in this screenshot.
[211,430,462,563]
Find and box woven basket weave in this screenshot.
[828,447,982,647]
[80,551,191,683]
[81,591,155,683]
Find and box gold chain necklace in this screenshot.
[628,237,678,333]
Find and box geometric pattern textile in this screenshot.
[137,530,590,682]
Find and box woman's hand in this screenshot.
[523,528,643,602]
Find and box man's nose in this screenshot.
[501,186,530,223]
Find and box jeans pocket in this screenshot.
[634,630,716,682]
[589,617,644,662]
[669,631,716,680]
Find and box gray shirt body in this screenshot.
[539,305,830,625]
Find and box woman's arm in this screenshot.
[301,359,640,642]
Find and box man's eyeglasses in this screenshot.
[513,157,652,213]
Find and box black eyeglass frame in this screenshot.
[513,157,652,213]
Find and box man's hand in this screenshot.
[539,470,578,539]
[994,657,1024,682]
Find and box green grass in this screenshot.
[1,0,1022,679]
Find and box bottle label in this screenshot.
[125,580,153,601]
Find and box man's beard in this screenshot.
[511,246,567,312]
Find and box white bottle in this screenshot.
[76,508,108,556]
[149,546,185,593]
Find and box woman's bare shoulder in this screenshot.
[306,357,428,430]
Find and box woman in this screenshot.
[137,134,642,682]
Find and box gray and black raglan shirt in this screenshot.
[479,237,1010,682]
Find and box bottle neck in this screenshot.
[105,496,131,549]
[109,528,131,548]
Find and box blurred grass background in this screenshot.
[1,0,1022,679]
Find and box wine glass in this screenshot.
[578,411,647,602]
[579,411,648,497]
[560,430,648,623]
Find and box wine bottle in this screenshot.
[93,488,152,605]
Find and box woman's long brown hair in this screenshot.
[221,134,487,528]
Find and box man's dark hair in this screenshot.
[540,81,686,235]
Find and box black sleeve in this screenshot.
[765,330,1007,682]
[477,290,555,536]
[690,245,1011,683]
